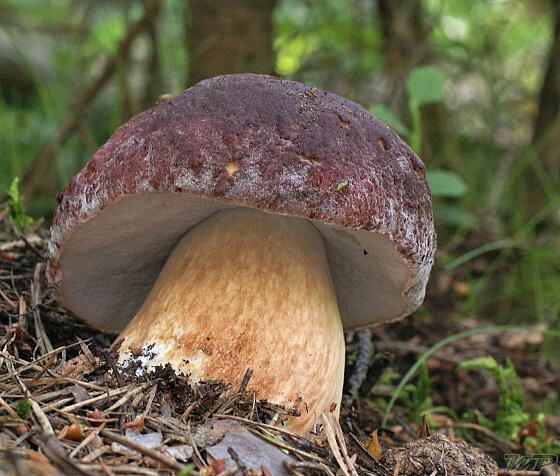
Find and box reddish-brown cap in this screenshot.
[47,73,436,333]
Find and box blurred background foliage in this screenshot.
[1,0,559,336]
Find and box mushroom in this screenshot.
[47,73,436,434]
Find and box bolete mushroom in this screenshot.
[47,73,436,434]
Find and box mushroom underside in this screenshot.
[56,193,412,333]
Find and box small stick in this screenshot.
[215,414,310,441]
[285,461,336,475]
[179,400,198,422]
[341,328,372,407]
[227,447,247,474]
[77,337,97,365]
[39,435,93,476]
[26,352,56,387]
[0,350,57,383]
[84,463,162,475]
[18,295,27,332]
[187,421,206,466]
[102,350,124,388]
[31,263,53,355]
[0,288,17,308]
[61,385,137,413]
[320,413,350,476]
[42,397,75,412]
[0,395,22,420]
[142,384,158,417]
[0,235,42,252]
[100,461,117,476]
[347,433,392,476]
[31,399,54,436]
[0,345,78,384]
[70,421,107,458]
[246,427,325,463]
[237,368,253,394]
[21,235,46,260]
[80,444,110,463]
[100,428,185,471]
[103,382,153,414]
[330,414,359,476]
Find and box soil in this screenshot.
[0,209,558,475]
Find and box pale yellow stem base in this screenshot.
[115,207,345,434]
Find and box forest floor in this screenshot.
[0,209,559,475]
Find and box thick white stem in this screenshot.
[116,207,345,434]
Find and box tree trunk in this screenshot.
[188,0,276,87]
[528,1,560,218]
[377,0,452,166]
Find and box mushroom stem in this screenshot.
[114,207,346,434]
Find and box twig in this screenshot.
[26,352,56,387]
[142,384,158,417]
[320,413,350,476]
[0,274,33,281]
[0,345,65,383]
[342,328,372,407]
[100,461,117,476]
[40,434,95,476]
[246,427,325,463]
[102,350,124,388]
[285,461,337,475]
[77,337,96,365]
[0,395,22,420]
[237,368,253,394]
[451,422,517,451]
[103,382,153,414]
[20,235,46,260]
[69,421,107,458]
[215,413,319,442]
[100,428,185,471]
[0,288,17,308]
[61,384,140,413]
[80,445,111,463]
[347,433,392,476]
[8,354,55,436]
[0,236,43,252]
[330,415,359,476]
[186,421,206,466]
[31,398,54,436]
[227,447,247,474]
[31,263,53,355]
[84,463,162,475]
[19,0,162,199]
[9,427,35,449]
[179,400,198,422]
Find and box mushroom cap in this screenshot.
[47,73,436,334]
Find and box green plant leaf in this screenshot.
[7,177,34,233]
[368,105,409,136]
[406,66,446,106]
[17,399,32,419]
[175,463,196,476]
[433,203,476,228]
[427,169,467,197]
[457,356,530,440]
[381,326,560,430]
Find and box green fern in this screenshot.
[458,357,532,441]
